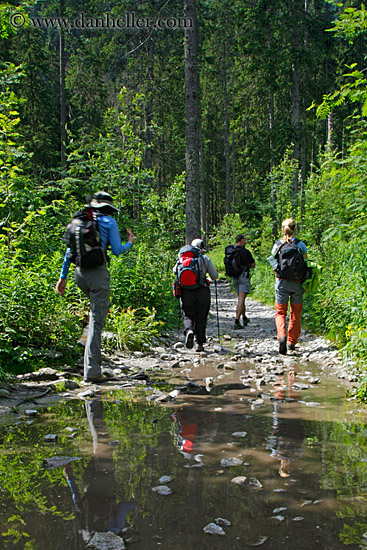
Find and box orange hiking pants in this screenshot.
[275,279,304,345]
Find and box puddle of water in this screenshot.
[1,360,367,549]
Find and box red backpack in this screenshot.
[176,245,205,289]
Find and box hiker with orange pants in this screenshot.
[270,218,307,355]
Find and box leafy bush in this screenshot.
[250,260,275,305]
[210,213,246,247]
[0,246,83,372]
[104,306,163,351]
[109,241,179,325]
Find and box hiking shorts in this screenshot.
[232,270,251,294]
[275,278,304,305]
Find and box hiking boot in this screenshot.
[243,316,250,325]
[279,336,287,355]
[288,344,296,351]
[83,374,109,383]
[233,322,244,329]
[185,329,194,349]
[196,344,204,352]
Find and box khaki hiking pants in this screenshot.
[74,265,110,380]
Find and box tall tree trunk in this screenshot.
[184,0,201,243]
[291,60,300,201]
[231,129,236,215]
[327,110,333,149]
[223,45,231,215]
[59,0,66,166]
[300,0,308,225]
[300,102,306,225]
[144,35,154,175]
[269,92,277,236]
[291,2,301,202]
[198,96,206,235]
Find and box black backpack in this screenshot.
[64,208,106,268]
[275,238,307,281]
[176,245,205,289]
[224,245,244,277]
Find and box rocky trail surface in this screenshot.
[0,281,361,420]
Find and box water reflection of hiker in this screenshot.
[173,239,218,352]
[171,409,218,467]
[267,372,305,478]
[63,400,136,541]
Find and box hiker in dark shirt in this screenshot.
[232,234,255,329]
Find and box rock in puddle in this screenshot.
[249,536,269,547]
[231,476,247,485]
[215,518,231,526]
[44,434,58,443]
[43,456,82,469]
[159,475,173,484]
[221,457,243,467]
[249,477,263,488]
[203,523,226,535]
[152,485,172,496]
[232,431,247,438]
[273,507,287,514]
[271,515,286,522]
[25,409,38,416]
[85,531,125,549]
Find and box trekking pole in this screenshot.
[214,280,220,339]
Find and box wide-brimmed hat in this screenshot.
[90,191,119,212]
[191,238,205,250]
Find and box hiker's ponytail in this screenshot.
[282,218,297,243]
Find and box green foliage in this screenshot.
[140,174,186,250]
[207,245,227,279]
[0,246,82,372]
[104,306,163,352]
[109,240,178,325]
[328,4,367,43]
[271,148,300,224]
[65,88,152,219]
[210,213,246,246]
[315,64,367,119]
[250,260,275,306]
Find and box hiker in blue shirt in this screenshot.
[56,191,135,382]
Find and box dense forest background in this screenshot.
[1,0,367,398]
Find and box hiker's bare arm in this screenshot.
[56,278,66,296]
[127,230,136,244]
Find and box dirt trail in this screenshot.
[205,281,349,376]
[0,281,359,420]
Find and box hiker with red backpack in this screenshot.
[173,239,218,352]
[55,191,135,382]
[224,234,256,329]
[268,218,307,355]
